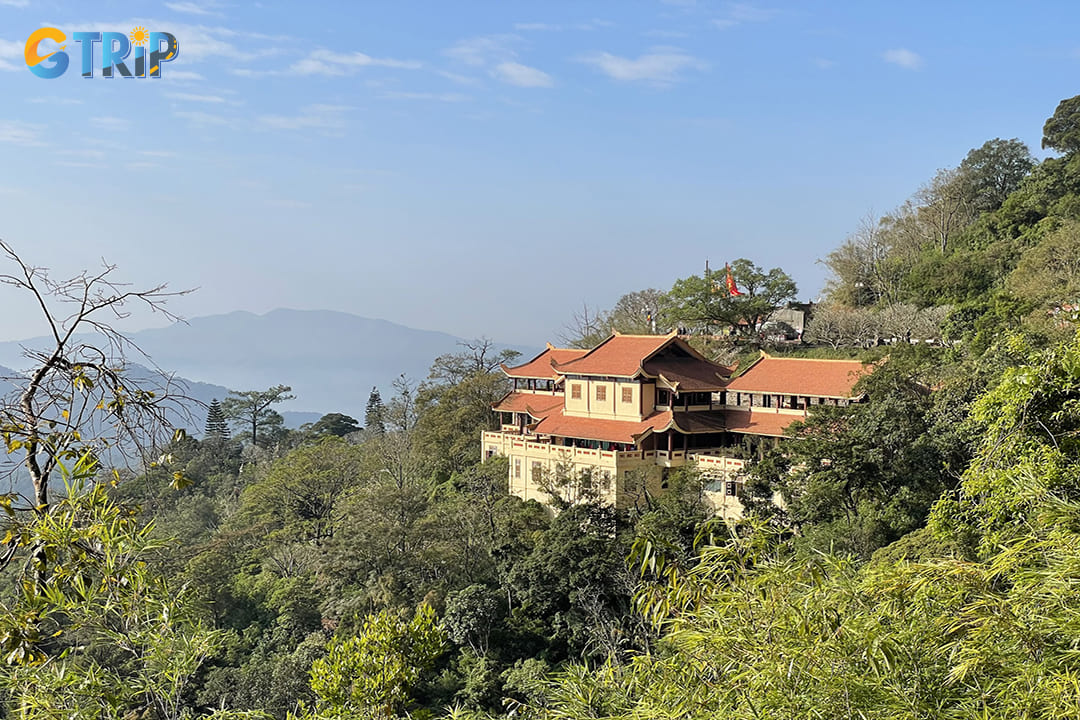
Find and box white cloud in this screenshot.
[164,2,222,16]
[437,70,480,86]
[125,161,161,170]
[166,92,227,102]
[444,34,553,89]
[0,0,30,6]
[0,122,44,146]
[491,61,553,88]
[882,48,923,70]
[258,104,351,131]
[579,49,706,85]
[139,150,178,158]
[289,48,422,76]
[812,57,836,70]
[0,39,21,71]
[445,35,519,66]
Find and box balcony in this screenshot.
[484,431,747,474]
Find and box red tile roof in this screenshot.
[491,392,564,419]
[724,355,871,399]
[552,332,678,377]
[502,345,588,380]
[723,410,803,437]
[534,410,672,444]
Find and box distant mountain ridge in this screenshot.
[0,309,534,421]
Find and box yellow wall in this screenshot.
[563,377,650,420]
[639,382,656,417]
[564,379,589,415]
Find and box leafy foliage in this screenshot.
[308,605,445,718]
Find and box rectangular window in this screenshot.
[571,384,582,400]
[621,387,634,404]
[531,461,542,482]
[514,459,521,479]
[657,389,670,405]
[725,480,738,497]
[596,385,606,401]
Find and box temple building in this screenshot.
[482,332,870,519]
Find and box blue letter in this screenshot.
[72,31,100,78]
[101,32,132,78]
[148,32,179,78]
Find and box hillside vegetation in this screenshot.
[5,95,1080,719]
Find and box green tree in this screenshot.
[205,398,231,443]
[365,387,386,435]
[238,436,364,547]
[1042,93,1080,155]
[663,259,797,336]
[958,137,1035,213]
[444,584,503,656]
[305,413,361,440]
[222,384,295,448]
[507,503,644,660]
[308,605,445,718]
[416,343,516,480]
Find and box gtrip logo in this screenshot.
[25,27,179,79]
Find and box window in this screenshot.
[621,387,634,404]
[725,480,738,497]
[657,389,670,406]
[514,459,521,479]
[531,461,542,482]
[571,384,582,400]
[596,385,606,401]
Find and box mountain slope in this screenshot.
[0,309,532,418]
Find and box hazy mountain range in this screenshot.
[0,309,533,433]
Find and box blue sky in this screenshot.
[0,0,1077,345]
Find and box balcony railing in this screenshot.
[485,431,747,473]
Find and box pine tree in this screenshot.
[204,398,230,443]
[365,387,386,435]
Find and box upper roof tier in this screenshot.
[724,354,872,399]
[501,344,588,380]
[551,332,732,383]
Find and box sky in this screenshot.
[0,0,1077,345]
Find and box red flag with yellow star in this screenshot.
[725,264,743,296]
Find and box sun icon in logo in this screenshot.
[129,26,149,46]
